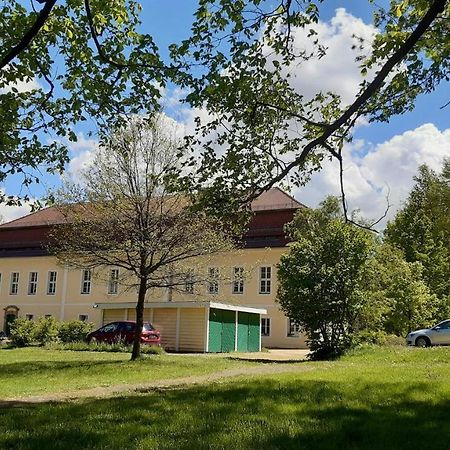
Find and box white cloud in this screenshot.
[0,65,41,93]
[0,197,34,224]
[284,8,377,105]
[66,133,99,181]
[295,123,450,227]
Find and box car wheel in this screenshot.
[415,336,430,348]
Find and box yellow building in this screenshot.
[0,188,308,349]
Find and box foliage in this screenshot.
[9,317,37,347]
[175,1,450,212]
[385,160,450,317]
[57,320,94,343]
[361,244,437,336]
[33,316,59,345]
[352,330,407,347]
[49,116,236,360]
[277,197,375,359]
[0,0,167,204]
[2,1,449,209]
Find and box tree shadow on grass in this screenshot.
[1,378,449,449]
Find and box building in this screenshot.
[0,188,307,350]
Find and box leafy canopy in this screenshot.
[277,197,375,359]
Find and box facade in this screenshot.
[0,188,308,349]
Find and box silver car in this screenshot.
[406,320,450,347]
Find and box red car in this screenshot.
[86,321,160,345]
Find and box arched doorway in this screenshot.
[3,305,19,336]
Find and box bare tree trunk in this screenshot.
[131,277,147,361]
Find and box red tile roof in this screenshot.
[250,187,304,211]
[0,188,303,230]
[0,207,66,229]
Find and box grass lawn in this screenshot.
[0,347,262,399]
[2,346,450,449]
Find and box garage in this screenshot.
[97,301,266,353]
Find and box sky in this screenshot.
[1,1,449,227]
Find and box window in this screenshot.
[81,269,92,294]
[47,271,57,295]
[100,323,118,333]
[207,267,219,294]
[108,269,119,294]
[259,266,271,294]
[25,314,34,321]
[28,272,38,295]
[185,271,195,294]
[261,318,271,336]
[232,267,244,294]
[79,314,88,322]
[287,318,301,337]
[45,314,52,319]
[10,272,19,295]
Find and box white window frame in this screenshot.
[47,271,57,295]
[207,267,219,294]
[28,272,38,295]
[259,266,272,294]
[261,317,271,337]
[232,267,244,294]
[81,269,92,295]
[10,272,19,295]
[79,314,88,322]
[107,268,119,295]
[287,318,301,337]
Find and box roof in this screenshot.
[250,187,304,211]
[0,188,303,229]
[0,207,66,229]
[0,188,304,255]
[94,301,267,315]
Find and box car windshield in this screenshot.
[143,323,155,331]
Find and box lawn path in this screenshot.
[0,362,313,406]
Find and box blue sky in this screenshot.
[1,1,449,225]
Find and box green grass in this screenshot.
[0,347,259,399]
[2,346,450,449]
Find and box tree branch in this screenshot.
[250,0,447,198]
[0,0,57,70]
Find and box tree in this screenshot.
[385,160,450,317]
[361,244,437,336]
[49,116,235,360]
[2,1,449,210]
[174,0,450,218]
[277,197,375,359]
[0,0,167,205]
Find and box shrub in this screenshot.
[353,330,389,346]
[34,317,59,345]
[353,330,406,347]
[58,320,94,343]
[9,318,37,347]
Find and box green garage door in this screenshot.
[248,313,260,352]
[237,312,261,352]
[208,308,236,352]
